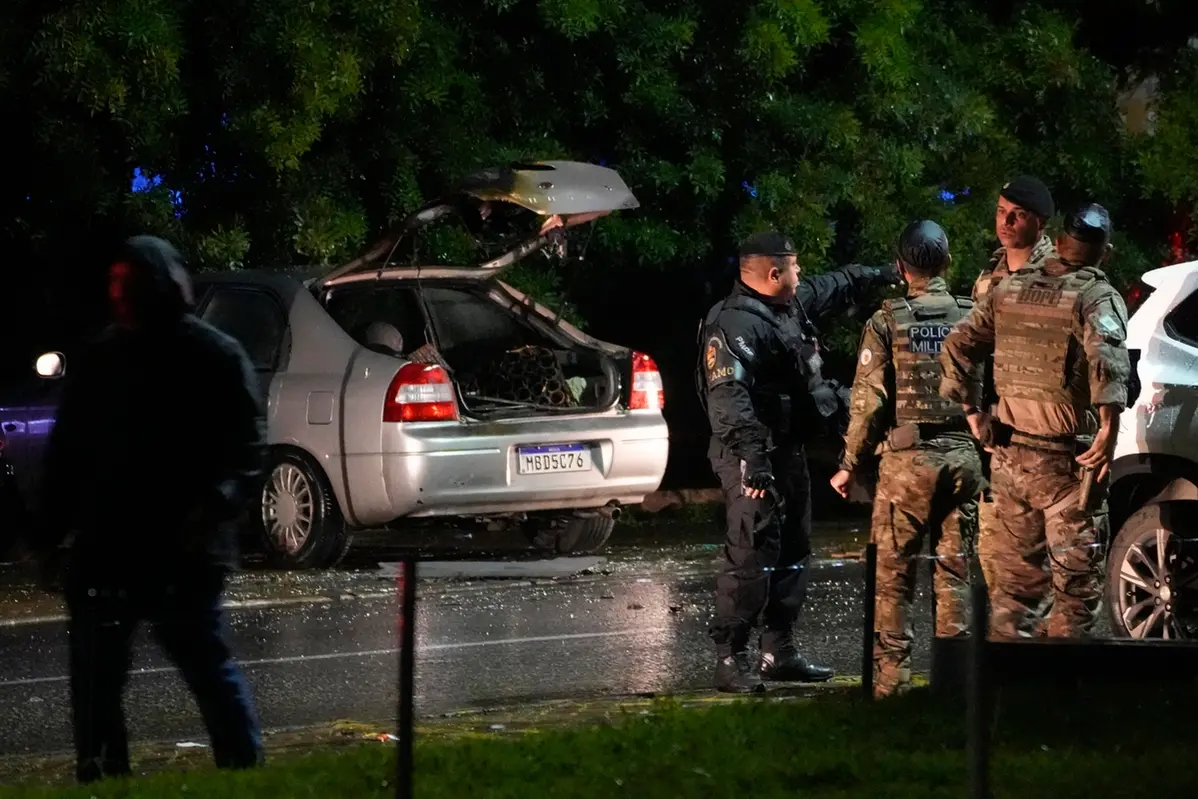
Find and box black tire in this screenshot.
[528,513,616,555]
[1106,500,1198,639]
[259,449,353,570]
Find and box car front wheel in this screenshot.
[260,450,352,570]
[1106,501,1198,639]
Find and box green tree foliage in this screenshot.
[2,0,419,264]
[1137,46,1198,210]
[2,0,1194,312]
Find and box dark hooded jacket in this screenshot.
[38,236,266,575]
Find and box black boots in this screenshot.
[759,639,835,683]
[715,640,835,692]
[715,652,765,693]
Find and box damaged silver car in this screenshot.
[192,161,669,569]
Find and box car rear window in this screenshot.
[420,286,539,352]
[323,285,430,356]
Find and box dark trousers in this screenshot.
[65,566,263,783]
[708,442,812,656]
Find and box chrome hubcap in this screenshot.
[262,463,314,555]
[1117,526,1198,639]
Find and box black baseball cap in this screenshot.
[1063,203,1112,247]
[999,175,1055,219]
[739,231,797,257]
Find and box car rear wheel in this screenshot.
[1106,501,1198,639]
[527,513,616,555]
[260,450,353,570]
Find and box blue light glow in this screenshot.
[131,167,185,217]
[937,186,972,205]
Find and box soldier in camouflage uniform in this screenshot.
[970,176,1086,597]
[830,221,984,697]
[939,204,1130,638]
[971,176,1058,304]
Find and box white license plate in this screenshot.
[516,443,592,475]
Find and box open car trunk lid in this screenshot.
[313,160,639,290]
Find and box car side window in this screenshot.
[199,287,287,371]
[1164,290,1198,348]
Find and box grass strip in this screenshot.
[1,685,1193,799]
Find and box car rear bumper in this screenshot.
[343,411,670,525]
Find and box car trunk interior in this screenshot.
[321,280,623,419]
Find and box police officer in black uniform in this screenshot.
[698,231,900,692]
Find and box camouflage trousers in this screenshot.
[871,443,983,698]
[982,445,1105,638]
[977,496,1108,612]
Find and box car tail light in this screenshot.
[629,351,664,411]
[1124,279,1155,317]
[383,363,460,423]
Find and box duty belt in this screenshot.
[915,421,970,438]
[998,425,1078,454]
[876,420,971,454]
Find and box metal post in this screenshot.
[396,558,417,799]
[966,577,990,799]
[862,542,877,700]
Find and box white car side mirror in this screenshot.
[35,352,66,379]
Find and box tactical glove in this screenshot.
[874,264,903,286]
[743,467,775,493]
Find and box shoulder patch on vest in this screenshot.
[860,348,872,366]
[703,331,749,390]
[1092,311,1125,342]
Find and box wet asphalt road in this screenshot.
[0,522,923,758]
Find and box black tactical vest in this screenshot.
[885,293,972,426]
[695,293,839,436]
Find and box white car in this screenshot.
[1107,259,1198,638]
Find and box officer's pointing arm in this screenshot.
[840,313,894,473]
[796,264,900,323]
[937,293,995,407]
[703,321,771,474]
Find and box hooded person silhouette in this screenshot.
[38,235,267,783]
